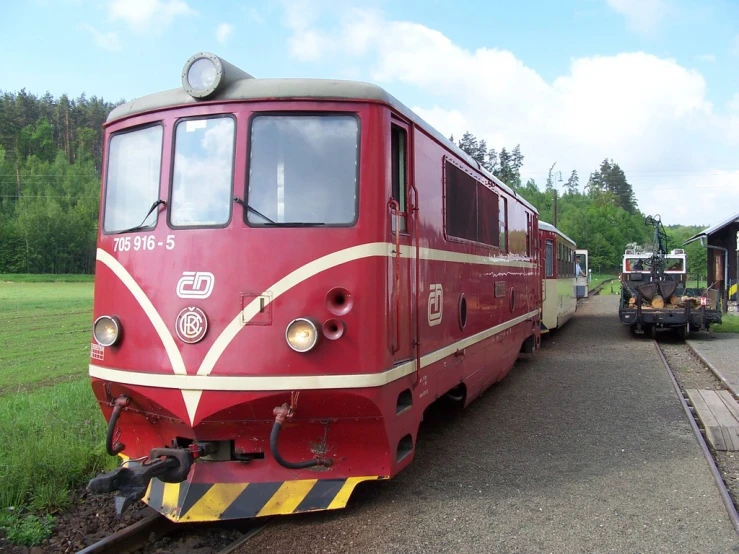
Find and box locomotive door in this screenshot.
[388,120,415,364]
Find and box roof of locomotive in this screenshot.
[539,221,576,246]
[106,70,537,213]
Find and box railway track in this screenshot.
[77,512,270,554]
[589,277,617,296]
[654,337,739,535]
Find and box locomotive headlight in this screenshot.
[181,52,254,100]
[285,318,319,353]
[182,54,222,98]
[93,315,121,347]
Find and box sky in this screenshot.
[1,0,738,227]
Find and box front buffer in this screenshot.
[87,383,409,522]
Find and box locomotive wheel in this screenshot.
[676,325,688,340]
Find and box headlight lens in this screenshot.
[187,58,218,92]
[93,315,121,347]
[285,318,319,352]
[181,52,223,98]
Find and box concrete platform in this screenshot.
[687,333,739,397]
[242,295,739,553]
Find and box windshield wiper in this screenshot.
[263,222,326,227]
[233,196,275,224]
[114,199,166,234]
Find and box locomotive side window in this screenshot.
[477,185,498,246]
[545,240,554,277]
[499,196,507,252]
[444,161,499,246]
[246,114,359,226]
[445,162,477,242]
[391,125,407,233]
[104,125,163,233]
[170,117,235,227]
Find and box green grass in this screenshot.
[0,380,116,538]
[0,273,94,283]
[713,314,739,334]
[588,274,618,294]
[0,281,115,546]
[0,282,93,392]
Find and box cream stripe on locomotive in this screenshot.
[142,475,384,522]
[96,249,187,375]
[95,243,537,423]
[89,309,540,391]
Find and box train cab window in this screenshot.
[499,196,507,252]
[545,240,554,277]
[104,125,163,233]
[246,114,359,226]
[391,125,407,233]
[170,117,235,227]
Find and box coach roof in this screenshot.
[539,221,576,246]
[106,53,537,214]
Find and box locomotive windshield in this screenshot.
[246,114,359,226]
[171,116,235,227]
[104,125,163,233]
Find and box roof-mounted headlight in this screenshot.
[181,52,254,100]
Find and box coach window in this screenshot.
[545,240,554,277]
[247,114,359,226]
[104,125,163,233]
[391,124,407,233]
[170,117,235,227]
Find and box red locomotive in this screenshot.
[88,52,542,521]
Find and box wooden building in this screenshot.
[685,213,739,313]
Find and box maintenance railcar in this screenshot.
[88,52,542,522]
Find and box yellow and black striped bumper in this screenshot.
[142,476,385,522]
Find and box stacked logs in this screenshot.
[628,295,703,309]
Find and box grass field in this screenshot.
[713,313,739,334]
[588,274,619,295]
[0,273,94,283]
[0,280,114,545]
[0,282,94,392]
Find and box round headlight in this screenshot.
[181,53,224,99]
[285,318,319,353]
[93,315,121,347]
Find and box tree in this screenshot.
[586,158,637,213]
[564,170,579,195]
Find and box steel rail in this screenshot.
[216,519,271,554]
[76,512,173,554]
[653,339,739,536]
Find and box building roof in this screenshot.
[684,212,739,245]
[539,221,577,246]
[105,55,538,214]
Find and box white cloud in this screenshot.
[282,0,332,61]
[81,23,122,52]
[277,5,739,226]
[696,54,716,62]
[216,23,233,44]
[606,0,670,36]
[108,0,195,32]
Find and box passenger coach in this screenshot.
[539,221,578,332]
[87,52,542,522]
